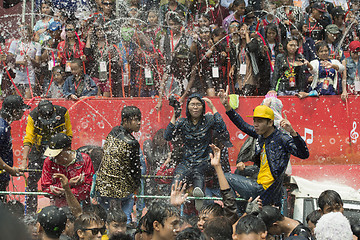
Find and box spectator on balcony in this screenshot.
[63,59,98,100]
[341,41,360,101]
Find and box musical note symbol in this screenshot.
[351,121,359,144]
[302,128,313,144]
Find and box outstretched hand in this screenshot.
[53,173,69,189]
[245,196,262,214]
[202,97,216,112]
[218,86,231,110]
[209,144,221,167]
[170,180,188,206]
[280,112,297,136]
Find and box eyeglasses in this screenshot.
[82,227,106,235]
[189,103,202,107]
[65,28,75,32]
[129,7,138,11]
[102,2,113,5]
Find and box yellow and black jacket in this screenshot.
[23,105,73,149]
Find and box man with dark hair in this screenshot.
[197,203,225,232]
[306,210,322,236]
[145,202,180,240]
[203,216,232,240]
[37,205,67,240]
[176,227,205,240]
[74,212,106,240]
[164,93,229,210]
[41,133,94,207]
[233,215,267,240]
[0,95,29,201]
[104,208,127,239]
[96,106,142,224]
[318,190,344,214]
[63,58,98,100]
[219,87,309,207]
[257,206,312,239]
[21,99,72,212]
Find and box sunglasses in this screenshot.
[82,227,106,235]
[65,28,75,32]
[102,2,113,5]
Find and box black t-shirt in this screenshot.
[289,223,313,240]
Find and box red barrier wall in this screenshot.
[2,95,360,198]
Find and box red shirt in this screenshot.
[57,40,85,65]
[41,152,94,207]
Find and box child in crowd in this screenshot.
[45,66,65,98]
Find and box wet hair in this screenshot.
[232,0,246,8]
[147,7,159,20]
[145,202,180,234]
[83,204,107,223]
[74,212,104,240]
[235,214,267,235]
[203,216,232,240]
[265,23,279,42]
[283,36,301,57]
[315,40,329,53]
[71,58,83,68]
[176,227,206,240]
[4,200,24,219]
[257,206,284,229]
[107,208,127,224]
[121,106,141,123]
[318,190,343,211]
[199,12,211,22]
[166,11,184,26]
[52,66,64,74]
[199,203,224,217]
[306,209,322,225]
[0,206,28,240]
[212,26,226,37]
[89,147,103,172]
[109,232,132,240]
[40,0,53,15]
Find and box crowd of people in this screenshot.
[0,88,358,239]
[0,0,360,101]
[1,0,360,239]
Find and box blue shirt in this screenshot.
[0,118,13,181]
[63,74,98,98]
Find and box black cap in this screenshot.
[331,6,345,17]
[44,133,72,157]
[37,206,67,237]
[38,100,55,119]
[1,95,30,111]
[313,2,327,12]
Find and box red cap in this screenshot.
[349,41,360,53]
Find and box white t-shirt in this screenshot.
[8,40,41,85]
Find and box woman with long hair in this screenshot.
[57,21,86,74]
[270,36,307,96]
